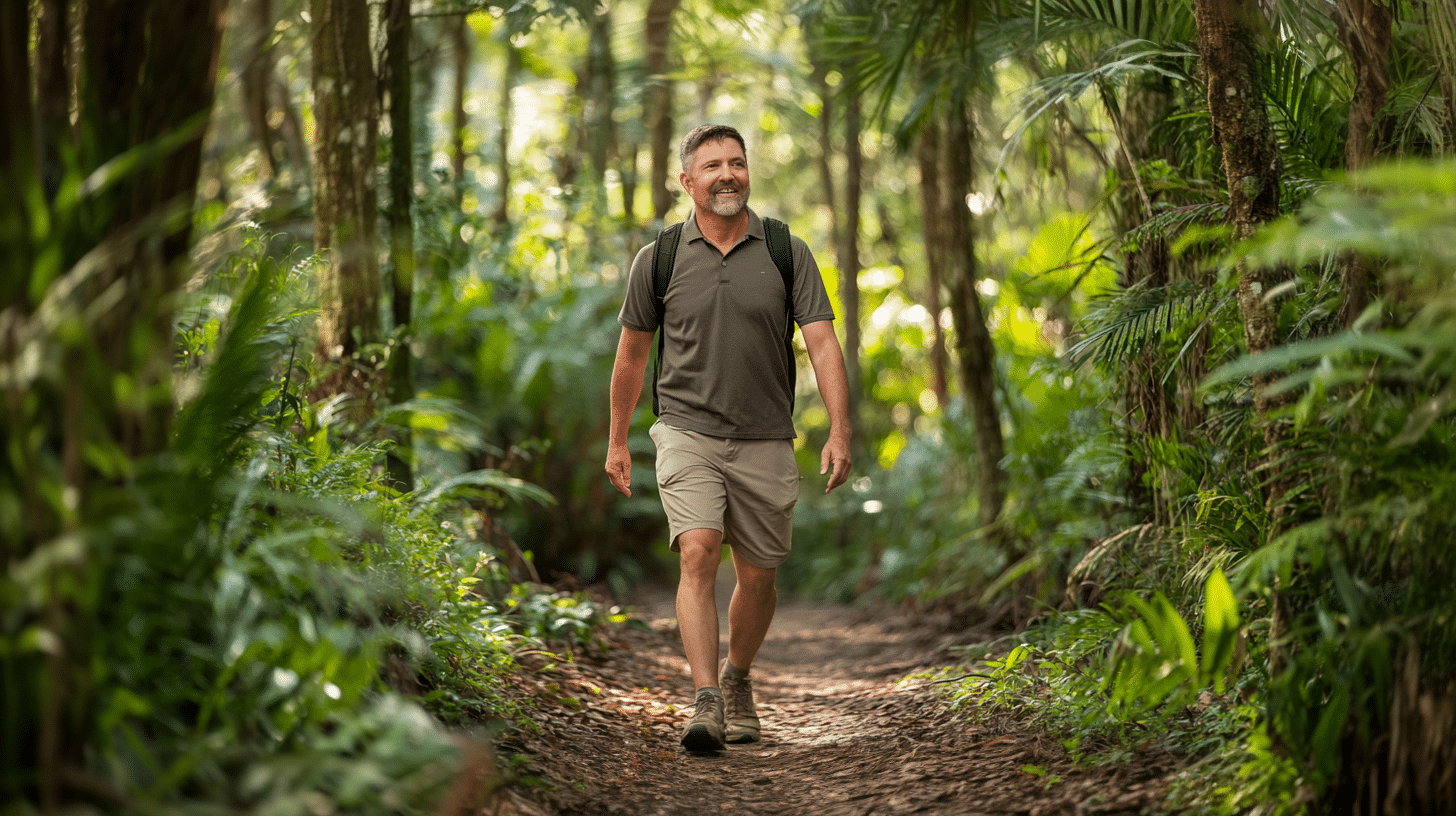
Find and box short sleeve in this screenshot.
[618,242,659,332]
[789,235,835,327]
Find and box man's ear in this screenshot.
[678,171,690,191]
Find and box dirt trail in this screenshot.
[499,565,1184,815]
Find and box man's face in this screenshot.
[681,138,750,218]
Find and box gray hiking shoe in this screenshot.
[680,688,726,752]
[719,661,761,743]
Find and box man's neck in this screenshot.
[693,209,750,254]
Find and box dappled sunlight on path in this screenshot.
[497,564,1185,815]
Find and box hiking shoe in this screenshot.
[680,688,726,752]
[719,661,761,743]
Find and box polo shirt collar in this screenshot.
[684,208,764,244]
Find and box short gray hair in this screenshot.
[679,124,747,171]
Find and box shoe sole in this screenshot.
[680,726,726,753]
[725,728,759,744]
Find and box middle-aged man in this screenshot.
[604,124,852,753]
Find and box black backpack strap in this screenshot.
[763,217,798,408]
[650,222,684,417]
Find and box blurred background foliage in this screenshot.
[4,0,1456,813]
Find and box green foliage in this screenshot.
[1103,570,1243,716]
[947,599,1256,763]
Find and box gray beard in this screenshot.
[706,191,748,217]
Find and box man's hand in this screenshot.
[820,435,851,493]
[605,443,633,497]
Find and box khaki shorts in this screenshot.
[649,420,800,569]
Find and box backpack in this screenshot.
[650,217,797,417]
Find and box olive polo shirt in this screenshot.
[618,209,835,440]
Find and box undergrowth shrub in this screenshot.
[1,230,619,813]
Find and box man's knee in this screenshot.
[733,558,777,596]
[677,529,723,578]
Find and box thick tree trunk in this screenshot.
[915,121,951,409]
[309,0,381,415]
[81,0,229,452]
[942,106,1007,537]
[645,0,680,222]
[4,0,227,805]
[1193,0,1289,675]
[1337,0,1392,327]
[385,0,414,492]
[1193,0,1288,494]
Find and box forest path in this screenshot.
[498,564,1182,815]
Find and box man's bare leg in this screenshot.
[675,528,725,691]
[725,549,777,673]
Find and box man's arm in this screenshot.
[801,320,852,493]
[606,326,655,497]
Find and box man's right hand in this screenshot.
[605,444,633,497]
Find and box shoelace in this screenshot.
[725,676,753,713]
[693,691,722,719]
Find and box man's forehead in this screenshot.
[693,138,746,164]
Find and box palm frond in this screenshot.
[1260,41,1347,174]
[1067,280,1222,369]
[999,38,1198,166]
[1118,201,1227,254]
[1034,0,1197,44]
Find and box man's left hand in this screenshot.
[820,436,851,493]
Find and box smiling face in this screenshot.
[680,137,751,219]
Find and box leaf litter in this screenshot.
[490,583,1191,815]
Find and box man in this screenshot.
[605,124,852,753]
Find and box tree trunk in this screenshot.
[1,2,38,308]
[942,106,1007,538]
[309,0,381,416]
[450,15,469,192]
[3,0,227,805]
[577,3,616,188]
[1193,0,1289,674]
[34,0,69,200]
[811,61,839,276]
[839,85,865,459]
[240,0,281,179]
[1192,0,1287,472]
[1112,77,1181,525]
[1337,0,1392,327]
[494,43,520,232]
[384,0,414,492]
[915,121,951,409]
[1427,1,1456,150]
[644,0,680,222]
